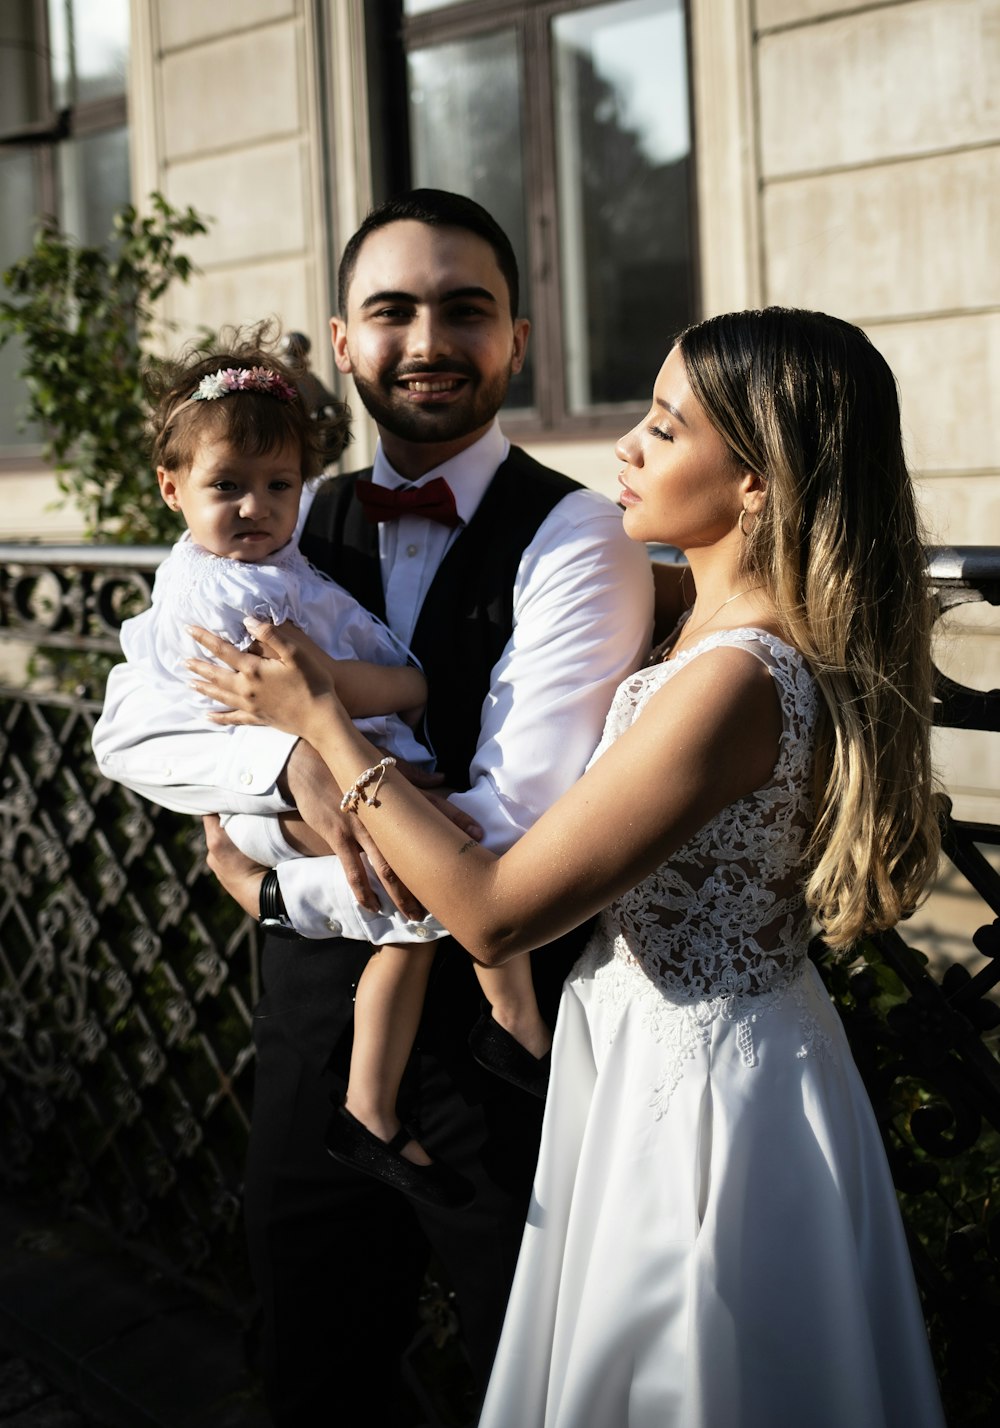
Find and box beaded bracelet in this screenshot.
[339,756,397,813]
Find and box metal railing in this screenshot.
[0,542,998,1422]
[0,541,256,1307]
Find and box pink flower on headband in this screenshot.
[192,366,298,403]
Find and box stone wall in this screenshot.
[130,0,333,385]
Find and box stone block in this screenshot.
[158,0,296,52]
[760,0,999,176]
[757,0,871,27]
[164,138,310,266]
[933,724,1000,822]
[161,24,301,160]
[867,314,1000,475]
[165,256,316,348]
[521,439,622,500]
[914,473,1000,549]
[763,148,1000,318]
[932,614,998,695]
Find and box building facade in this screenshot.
[1,0,997,812]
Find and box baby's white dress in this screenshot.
[117,534,430,863]
[479,629,945,1428]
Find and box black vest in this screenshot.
[300,445,582,788]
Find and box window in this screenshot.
[0,0,130,455]
[395,0,697,434]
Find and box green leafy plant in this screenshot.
[0,191,209,543]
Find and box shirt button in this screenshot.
[406,544,418,557]
[240,771,253,785]
[327,920,342,935]
[163,767,172,778]
[413,925,431,940]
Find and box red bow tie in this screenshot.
[355,477,462,528]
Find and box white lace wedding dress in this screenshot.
[478,629,944,1428]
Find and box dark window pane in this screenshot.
[407,28,534,412]
[553,0,694,411]
[0,150,44,450]
[0,0,46,131]
[58,123,129,245]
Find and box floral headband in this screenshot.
[168,365,299,424]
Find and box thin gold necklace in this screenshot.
[668,586,763,658]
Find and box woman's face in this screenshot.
[615,345,748,552]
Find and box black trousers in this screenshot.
[243,929,577,1427]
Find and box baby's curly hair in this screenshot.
[145,323,350,480]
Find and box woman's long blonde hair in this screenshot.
[678,308,940,948]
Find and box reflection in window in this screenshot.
[404,0,475,14]
[553,0,694,411]
[408,29,533,411]
[70,0,129,102]
[50,0,130,107]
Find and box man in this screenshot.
[94,190,652,1424]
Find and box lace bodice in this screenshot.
[596,628,817,999]
[576,628,827,1114]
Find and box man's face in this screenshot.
[331,221,529,461]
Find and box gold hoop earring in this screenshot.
[738,507,753,538]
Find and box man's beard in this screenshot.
[351,362,513,445]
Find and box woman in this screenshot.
[190,308,945,1427]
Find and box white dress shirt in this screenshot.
[93,420,654,941]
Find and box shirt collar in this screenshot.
[371,419,510,527]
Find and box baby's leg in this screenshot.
[222,812,302,866]
[474,956,551,1060]
[345,943,436,1164]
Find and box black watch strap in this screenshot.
[259,868,298,938]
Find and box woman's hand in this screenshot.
[186,617,346,741]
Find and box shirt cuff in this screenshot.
[276,856,449,944]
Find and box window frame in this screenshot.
[389,0,700,440]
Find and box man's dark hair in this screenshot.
[337,188,520,318]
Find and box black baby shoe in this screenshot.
[325,1106,475,1210]
[468,1012,551,1099]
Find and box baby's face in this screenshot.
[158,436,303,562]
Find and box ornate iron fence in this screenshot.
[0,542,998,1422]
[0,543,258,1308]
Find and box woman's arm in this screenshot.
[187,620,783,964]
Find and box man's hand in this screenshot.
[203,815,267,919]
[277,740,423,916]
[277,740,383,913]
[279,742,483,919]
